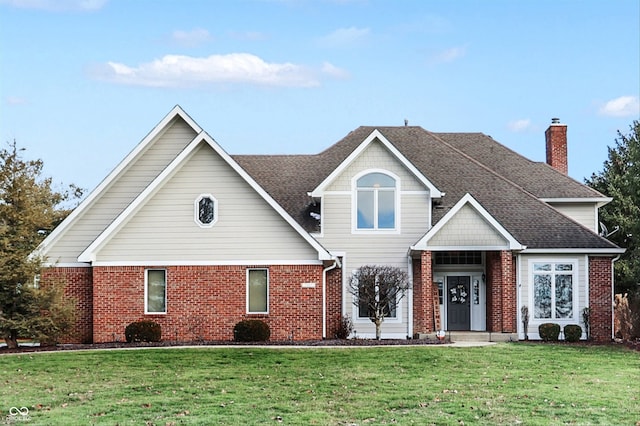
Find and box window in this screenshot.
[356,172,396,230]
[435,251,482,265]
[532,262,574,319]
[356,276,398,319]
[146,269,167,314]
[195,194,217,227]
[247,269,268,313]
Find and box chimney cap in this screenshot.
[551,117,561,124]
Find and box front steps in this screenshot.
[417,331,518,343]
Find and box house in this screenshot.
[38,107,624,343]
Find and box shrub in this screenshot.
[335,315,353,339]
[125,320,162,343]
[234,319,270,342]
[538,323,560,341]
[614,292,640,340]
[564,324,583,342]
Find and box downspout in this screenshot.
[323,257,341,339]
[611,255,621,340]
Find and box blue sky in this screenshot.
[1,0,638,194]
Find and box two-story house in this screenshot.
[38,107,623,343]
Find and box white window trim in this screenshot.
[194,193,218,228]
[528,258,578,322]
[246,268,269,314]
[351,169,401,234]
[145,269,167,315]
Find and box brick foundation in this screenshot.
[588,257,613,342]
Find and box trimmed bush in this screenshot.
[125,320,162,343]
[564,324,583,342]
[335,315,354,339]
[234,319,270,342]
[538,323,560,341]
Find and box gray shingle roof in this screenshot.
[233,126,619,250]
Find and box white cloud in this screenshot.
[171,28,212,48]
[6,96,28,105]
[317,27,370,48]
[507,119,533,132]
[228,31,267,41]
[431,46,467,64]
[0,0,107,11]
[92,53,324,88]
[598,96,640,117]
[321,62,349,79]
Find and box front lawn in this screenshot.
[1,343,638,425]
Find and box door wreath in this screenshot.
[449,284,468,304]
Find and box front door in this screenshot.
[447,276,471,330]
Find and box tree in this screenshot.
[0,140,82,348]
[348,265,410,340]
[586,121,640,295]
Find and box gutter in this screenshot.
[322,256,342,339]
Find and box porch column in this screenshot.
[486,251,516,333]
[413,251,434,334]
[588,257,613,342]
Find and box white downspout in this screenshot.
[322,257,341,339]
[611,255,621,340]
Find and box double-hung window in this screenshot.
[145,269,167,314]
[247,269,268,314]
[532,262,575,319]
[356,172,396,230]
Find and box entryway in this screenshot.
[446,276,471,330]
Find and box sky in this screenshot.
[1,0,639,195]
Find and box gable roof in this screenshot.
[236,126,622,252]
[77,131,334,263]
[36,105,202,261]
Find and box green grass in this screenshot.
[1,343,638,425]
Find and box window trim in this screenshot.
[528,259,578,321]
[145,269,167,315]
[351,170,400,234]
[246,268,269,314]
[194,193,218,228]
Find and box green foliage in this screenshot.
[586,121,640,294]
[564,324,583,342]
[0,141,82,348]
[348,265,410,339]
[124,320,162,343]
[233,319,270,342]
[538,323,561,341]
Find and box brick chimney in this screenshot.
[545,117,568,175]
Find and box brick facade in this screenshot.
[485,251,516,333]
[412,251,434,334]
[588,257,613,342]
[41,266,93,343]
[90,264,331,343]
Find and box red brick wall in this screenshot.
[589,257,613,342]
[486,251,516,333]
[92,264,327,343]
[325,261,344,339]
[413,251,434,333]
[41,267,93,343]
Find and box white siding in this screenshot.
[318,140,431,337]
[428,204,508,247]
[548,202,598,232]
[518,254,588,340]
[95,143,319,263]
[44,117,198,263]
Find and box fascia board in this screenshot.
[309,129,442,198]
[521,248,626,255]
[411,193,523,251]
[540,197,613,208]
[79,131,333,262]
[36,105,201,257]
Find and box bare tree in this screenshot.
[348,265,410,339]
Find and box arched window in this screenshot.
[356,172,396,230]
